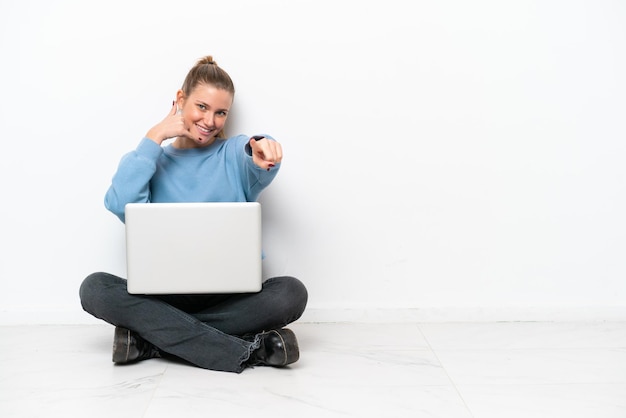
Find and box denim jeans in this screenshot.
[79,272,308,373]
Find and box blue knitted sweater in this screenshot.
[104,135,280,223]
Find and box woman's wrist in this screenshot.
[145,127,165,144]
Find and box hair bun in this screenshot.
[199,55,217,66]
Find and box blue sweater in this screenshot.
[105,135,280,223]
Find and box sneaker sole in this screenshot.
[112,326,131,363]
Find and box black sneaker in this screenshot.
[112,326,161,364]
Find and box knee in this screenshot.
[79,272,105,301]
[79,272,123,312]
[286,276,308,309]
[269,276,308,320]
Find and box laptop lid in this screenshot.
[125,202,262,295]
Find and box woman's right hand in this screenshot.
[145,102,193,145]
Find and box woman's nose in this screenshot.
[204,113,215,127]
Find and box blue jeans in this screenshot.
[79,272,308,373]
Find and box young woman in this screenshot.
[79,56,308,373]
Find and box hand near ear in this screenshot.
[145,102,194,145]
[249,137,283,171]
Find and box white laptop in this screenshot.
[124,202,262,294]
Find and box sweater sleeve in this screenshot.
[104,138,164,223]
[239,134,281,201]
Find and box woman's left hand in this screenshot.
[249,137,283,170]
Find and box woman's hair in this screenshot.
[181,55,235,138]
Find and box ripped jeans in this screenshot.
[79,272,308,373]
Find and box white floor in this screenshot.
[1,321,625,418]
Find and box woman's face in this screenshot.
[176,83,233,147]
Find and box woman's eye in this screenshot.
[198,104,207,110]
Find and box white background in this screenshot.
[1,0,625,323]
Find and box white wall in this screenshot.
[1,0,625,324]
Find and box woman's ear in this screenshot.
[175,89,185,108]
